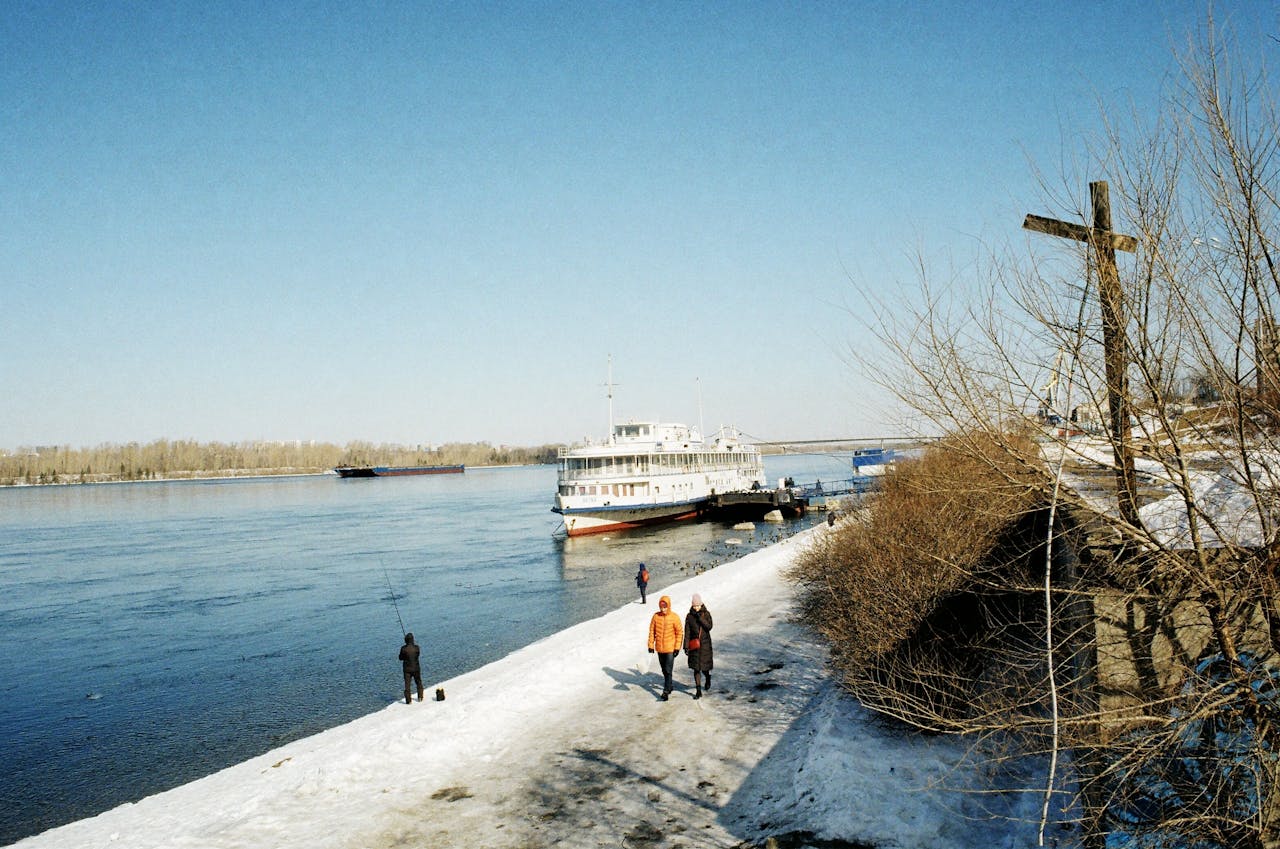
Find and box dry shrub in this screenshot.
[790,431,1047,729]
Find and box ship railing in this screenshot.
[557,463,760,482]
[792,476,881,498]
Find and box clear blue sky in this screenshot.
[1,2,1273,450]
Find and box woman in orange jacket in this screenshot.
[647,595,683,700]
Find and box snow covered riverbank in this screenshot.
[15,526,1068,849]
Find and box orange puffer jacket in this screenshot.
[648,596,684,653]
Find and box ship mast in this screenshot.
[605,355,616,445]
[696,376,704,440]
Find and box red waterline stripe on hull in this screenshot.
[565,508,701,537]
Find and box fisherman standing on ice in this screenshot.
[635,563,649,604]
[647,595,683,701]
[399,633,424,704]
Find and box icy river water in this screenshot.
[0,452,857,844]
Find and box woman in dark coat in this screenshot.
[684,593,713,699]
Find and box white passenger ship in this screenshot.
[553,420,767,536]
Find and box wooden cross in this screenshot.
[1024,181,1141,529]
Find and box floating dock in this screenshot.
[703,487,808,522]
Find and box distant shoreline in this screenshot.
[0,469,330,488]
[0,463,551,488]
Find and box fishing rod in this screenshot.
[380,560,407,637]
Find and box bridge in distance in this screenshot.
[756,436,927,452]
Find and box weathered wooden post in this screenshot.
[1025,183,1140,849]
[1024,181,1141,529]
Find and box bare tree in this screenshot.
[796,17,1280,848]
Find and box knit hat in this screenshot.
[691,594,702,607]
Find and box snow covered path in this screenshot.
[16,527,1060,849]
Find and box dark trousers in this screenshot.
[639,586,647,603]
[404,670,423,701]
[657,652,675,694]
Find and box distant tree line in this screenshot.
[0,439,564,486]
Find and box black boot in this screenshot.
[404,691,412,705]
[704,673,711,692]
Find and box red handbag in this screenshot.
[688,637,700,650]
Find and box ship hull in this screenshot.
[555,501,704,536]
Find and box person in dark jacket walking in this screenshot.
[684,594,713,698]
[635,563,649,604]
[399,632,423,704]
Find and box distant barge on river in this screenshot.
[333,465,465,478]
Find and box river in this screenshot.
[0,452,858,844]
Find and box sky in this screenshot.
[2,2,1276,451]
[14,526,1067,848]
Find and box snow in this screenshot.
[1045,435,1275,549]
[1045,437,1168,479]
[1139,468,1270,548]
[14,527,1070,849]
